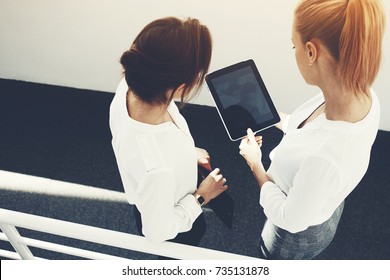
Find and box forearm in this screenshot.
[138,169,201,243]
[250,162,271,188]
[140,193,202,243]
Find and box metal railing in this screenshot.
[0,171,257,260]
[0,209,256,260]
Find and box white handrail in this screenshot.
[0,208,257,260]
[0,232,127,260]
[0,249,22,260]
[1,224,35,259]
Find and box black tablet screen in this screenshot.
[206,60,280,141]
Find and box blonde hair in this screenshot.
[295,0,386,95]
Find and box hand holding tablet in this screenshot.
[205,59,280,141]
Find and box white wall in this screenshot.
[1,0,389,130]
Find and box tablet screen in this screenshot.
[205,60,280,141]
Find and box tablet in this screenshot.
[205,59,280,141]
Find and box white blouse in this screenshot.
[261,90,380,233]
[109,78,201,243]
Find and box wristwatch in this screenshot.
[194,193,206,207]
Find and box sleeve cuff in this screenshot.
[178,194,202,222]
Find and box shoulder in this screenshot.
[119,127,191,171]
[109,78,128,125]
[118,131,166,168]
[135,134,166,172]
[111,77,128,107]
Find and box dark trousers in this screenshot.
[133,206,206,257]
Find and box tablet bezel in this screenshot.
[205,59,280,141]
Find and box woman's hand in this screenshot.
[195,147,212,172]
[239,128,271,188]
[195,168,228,205]
[239,128,263,170]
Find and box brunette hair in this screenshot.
[120,17,212,105]
[295,0,385,95]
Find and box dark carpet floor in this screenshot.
[0,78,389,259]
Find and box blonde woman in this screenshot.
[240,0,385,259]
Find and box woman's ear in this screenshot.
[167,83,186,103]
[173,83,186,99]
[306,41,318,65]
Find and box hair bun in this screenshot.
[120,49,137,71]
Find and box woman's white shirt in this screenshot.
[109,78,201,243]
[261,90,380,233]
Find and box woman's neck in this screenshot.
[320,82,371,123]
[126,91,172,125]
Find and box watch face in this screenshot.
[198,195,205,205]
